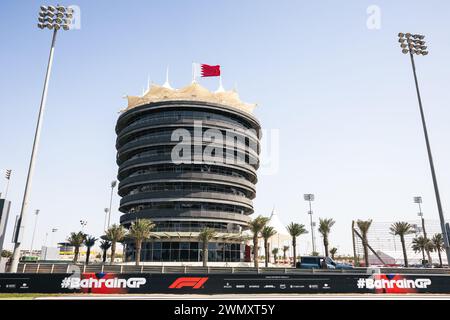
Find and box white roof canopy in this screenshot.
[267,208,290,236]
[122,82,257,114]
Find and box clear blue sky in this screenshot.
[1,0,450,255]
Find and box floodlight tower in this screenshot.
[398,32,450,265]
[414,196,428,239]
[108,181,117,228]
[80,220,87,232]
[29,209,40,256]
[9,5,74,273]
[104,208,109,231]
[303,194,316,254]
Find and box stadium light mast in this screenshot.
[29,209,40,256]
[50,228,58,246]
[3,169,12,199]
[9,5,74,273]
[80,220,87,232]
[414,196,428,239]
[104,208,109,231]
[303,194,316,254]
[398,32,450,265]
[108,181,117,228]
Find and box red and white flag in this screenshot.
[200,64,221,77]
[192,63,221,81]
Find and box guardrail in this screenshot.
[13,263,450,275]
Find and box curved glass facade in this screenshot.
[116,100,260,262]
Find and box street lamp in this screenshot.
[29,209,40,256]
[108,180,117,228]
[398,32,450,265]
[303,193,316,254]
[9,5,74,273]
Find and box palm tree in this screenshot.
[198,227,217,267]
[272,248,279,264]
[261,226,277,267]
[128,219,155,266]
[105,224,127,265]
[67,232,86,263]
[248,216,269,268]
[330,247,338,260]
[356,220,372,267]
[412,235,433,264]
[389,222,414,267]
[431,233,444,267]
[286,222,308,267]
[99,240,111,263]
[318,218,335,257]
[83,235,97,265]
[282,245,289,262]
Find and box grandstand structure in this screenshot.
[352,219,449,266]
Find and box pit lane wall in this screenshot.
[1,272,450,294]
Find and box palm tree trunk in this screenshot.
[110,241,116,265]
[438,249,442,267]
[426,248,432,264]
[253,235,259,268]
[85,247,91,265]
[102,249,107,263]
[421,249,425,264]
[324,236,329,257]
[264,240,269,267]
[363,238,369,267]
[135,241,142,266]
[400,235,408,267]
[74,247,79,263]
[202,247,208,267]
[292,238,297,267]
[283,250,286,261]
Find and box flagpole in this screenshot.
[192,62,197,83]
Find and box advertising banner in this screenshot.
[1,272,450,294]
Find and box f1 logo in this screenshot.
[169,277,208,289]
